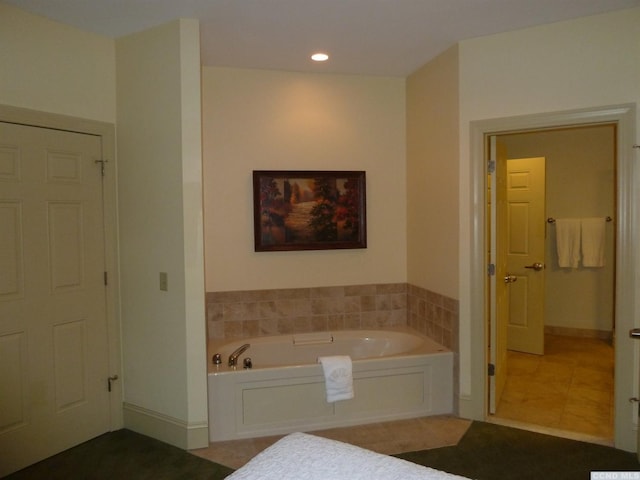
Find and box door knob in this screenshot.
[630,328,640,339]
[504,274,518,283]
[524,262,544,271]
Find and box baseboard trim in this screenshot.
[123,402,209,450]
[457,394,482,420]
[544,325,612,341]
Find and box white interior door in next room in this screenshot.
[0,122,111,476]
[505,157,545,355]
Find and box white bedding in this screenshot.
[225,432,471,480]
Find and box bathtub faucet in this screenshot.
[228,343,250,367]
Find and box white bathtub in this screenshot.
[207,327,453,441]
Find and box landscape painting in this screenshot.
[253,170,367,251]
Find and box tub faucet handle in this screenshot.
[212,353,222,365]
[243,357,253,369]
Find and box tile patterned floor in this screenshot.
[492,334,614,441]
[191,415,471,469]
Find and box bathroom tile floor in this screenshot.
[190,415,471,469]
[492,334,614,442]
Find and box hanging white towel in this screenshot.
[555,218,581,268]
[581,217,606,267]
[318,355,354,402]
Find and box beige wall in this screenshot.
[0,3,116,123]
[406,45,459,299]
[116,19,208,449]
[201,67,406,292]
[501,126,616,334]
[457,7,640,412]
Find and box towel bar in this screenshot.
[547,216,612,224]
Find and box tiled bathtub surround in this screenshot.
[406,284,459,353]
[205,283,458,353]
[206,283,408,340]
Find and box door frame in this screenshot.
[467,104,637,451]
[0,104,123,430]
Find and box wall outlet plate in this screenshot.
[160,272,168,291]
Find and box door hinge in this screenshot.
[104,271,108,286]
[95,159,108,177]
[488,263,496,276]
[487,160,496,174]
[488,363,495,376]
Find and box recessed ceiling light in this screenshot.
[311,52,329,62]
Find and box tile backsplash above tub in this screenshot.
[407,284,459,353]
[205,283,458,353]
[206,283,406,340]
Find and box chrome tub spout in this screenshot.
[228,343,250,367]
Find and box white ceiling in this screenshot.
[5,0,640,76]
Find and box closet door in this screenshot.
[0,122,110,476]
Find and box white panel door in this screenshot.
[0,122,110,476]
[506,157,546,355]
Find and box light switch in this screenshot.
[160,272,168,291]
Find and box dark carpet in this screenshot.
[5,422,639,479]
[4,429,233,480]
[397,421,639,480]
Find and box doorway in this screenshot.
[487,124,617,441]
[466,103,637,452]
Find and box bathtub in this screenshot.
[207,327,453,441]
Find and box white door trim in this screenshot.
[0,104,122,431]
[466,104,637,451]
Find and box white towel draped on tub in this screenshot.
[318,355,354,402]
[581,217,606,267]
[555,218,581,268]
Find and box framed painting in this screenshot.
[253,170,367,251]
